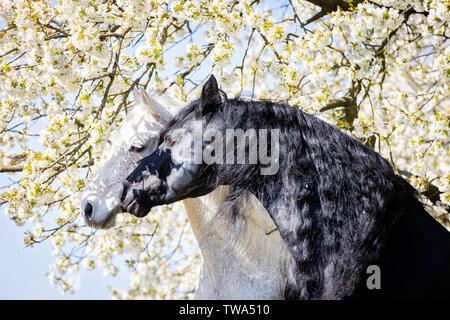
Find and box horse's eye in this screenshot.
[129,146,145,153]
[164,135,174,145]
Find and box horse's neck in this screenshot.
[182,186,290,299]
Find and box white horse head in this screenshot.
[80,90,291,299]
[81,89,176,229]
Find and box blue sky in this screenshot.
[0,209,130,299]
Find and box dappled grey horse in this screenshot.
[80,89,290,299]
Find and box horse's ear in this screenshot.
[132,88,144,105]
[200,75,221,114]
[133,88,171,125]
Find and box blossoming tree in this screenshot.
[0,0,448,299]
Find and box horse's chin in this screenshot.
[84,208,119,230]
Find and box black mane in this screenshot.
[170,94,450,300]
[202,98,414,298]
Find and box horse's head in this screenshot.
[81,89,178,229]
[120,75,226,218]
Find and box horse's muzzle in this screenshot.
[120,176,166,218]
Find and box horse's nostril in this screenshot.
[84,202,93,221]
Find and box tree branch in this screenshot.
[304,0,363,12]
[0,48,19,59]
[0,165,24,173]
[319,96,354,112]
